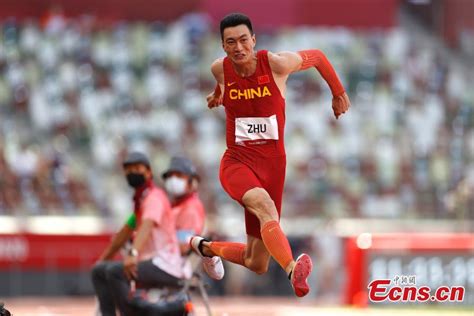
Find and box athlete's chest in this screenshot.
[224,74,280,112]
[226,73,272,98]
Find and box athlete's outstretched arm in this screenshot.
[207,58,225,109]
[269,50,350,119]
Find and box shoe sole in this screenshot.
[292,254,313,297]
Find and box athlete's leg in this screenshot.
[241,187,296,275]
[200,153,293,273]
[201,235,270,274]
[242,235,271,274]
[199,186,293,275]
[195,154,269,273]
[244,156,313,297]
[195,153,312,296]
[208,241,246,266]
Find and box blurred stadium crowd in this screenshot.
[0,12,472,222]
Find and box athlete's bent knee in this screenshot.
[255,265,268,275]
[245,259,269,275]
[242,189,277,220]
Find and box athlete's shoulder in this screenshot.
[267,50,303,75]
[211,58,225,74]
[210,58,225,84]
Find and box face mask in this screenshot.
[126,173,146,188]
[165,176,188,197]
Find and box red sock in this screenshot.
[260,220,294,270]
[209,242,246,266]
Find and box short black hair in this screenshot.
[220,13,253,40]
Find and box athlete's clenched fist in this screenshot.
[207,84,223,108]
[332,92,351,119]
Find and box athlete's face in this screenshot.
[222,25,256,65]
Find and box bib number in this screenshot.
[235,115,279,143]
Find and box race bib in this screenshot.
[235,115,279,143]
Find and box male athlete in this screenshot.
[191,13,350,297]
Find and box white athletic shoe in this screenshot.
[190,236,225,280]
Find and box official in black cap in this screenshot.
[122,151,152,189]
[92,151,189,316]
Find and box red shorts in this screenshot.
[219,151,286,239]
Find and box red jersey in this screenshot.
[223,50,286,158]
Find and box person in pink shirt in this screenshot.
[91,152,186,316]
[131,156,218,315]
[163,157,205,250]
[163,156,224,280]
